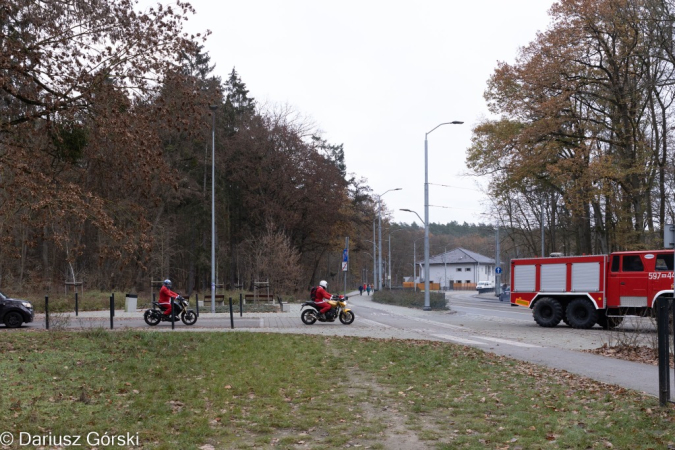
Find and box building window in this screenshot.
[456,268,462,272]
[465,268,471,272]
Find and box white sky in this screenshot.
[151,0,556,226]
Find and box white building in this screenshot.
[417,247,495,289]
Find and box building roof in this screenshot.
[420,247,495,265]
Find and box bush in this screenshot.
[372,290,447,310]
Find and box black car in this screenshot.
[0,291,34,328]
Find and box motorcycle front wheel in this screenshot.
[339,310,355,325]
[301,309,318,325]
[181,310,198,326]
[144,310,161,326]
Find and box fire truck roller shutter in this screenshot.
[566,297,599,329]
[532,297,564,327]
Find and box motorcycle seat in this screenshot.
[154,302,170,311]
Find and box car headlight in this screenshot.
[22,302,32,309]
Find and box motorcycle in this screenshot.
[143,295,198,326]
[301,295,354,325]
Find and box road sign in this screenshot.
[664,224,675,248]
[496,267,502,274]
[342,262,348,272]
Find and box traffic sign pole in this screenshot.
[344,237,349,297]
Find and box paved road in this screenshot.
[13,290,675,399]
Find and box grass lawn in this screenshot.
[0,330,673,449]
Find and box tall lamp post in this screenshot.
[422,121,462,310]
[209,104,218,313]
[413,237,424,291]
[401,210,425,292]
[377,188,402,290]
[365,237,376,291]
[373,222,377,291]
[443,246,447,291]
[387,228,405,290]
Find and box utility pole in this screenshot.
[372,221,377,292]
[344,237,349,297]
[443,247,447,291]
[495,226,501,296]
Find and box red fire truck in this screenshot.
[510,250,674,329]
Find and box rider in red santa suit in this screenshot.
[159,279,179,316]
[314,280,333,319]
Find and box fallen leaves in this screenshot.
[585,345,674,368]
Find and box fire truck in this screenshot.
[510,250,674,329]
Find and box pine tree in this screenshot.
[179,44,216,80]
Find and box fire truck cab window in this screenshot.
[622,255,644,272]
[655,254,674,271]
[611,255,620,272]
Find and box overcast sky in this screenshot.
[151,0,556,226]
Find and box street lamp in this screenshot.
[364,237,376,292]
[377,188,402,290]
[387,228,405,290]
[400,209,424,293]
[443,246,447,291]
[423,121,462,310]
[209,104,218,313]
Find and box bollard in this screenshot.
[75,292,79,317]
[229,297,234,329]
[109,295,114,330]
[171,299,175,330]
[657,297,672,406]
[45,296,49,330]
[171,299,176,330]
[196,294,199,317]
[239,293,243,317]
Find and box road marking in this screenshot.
[359,318,392,328]
[409,317,466,330]
[477,336,542,348]
[432,334,488,346]
[433,334,542,348]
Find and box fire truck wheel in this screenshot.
[566,298,598,329]
[562,310,570,326]
[533,297,563,327]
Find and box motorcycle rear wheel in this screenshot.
[181,310,198,326]
[339,310,355,325]
[301,309,318,325]
[144,310,161,326]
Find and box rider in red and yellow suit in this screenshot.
[314,280,332,319]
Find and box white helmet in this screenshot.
[319,280,328,289]
[163,279,172,288]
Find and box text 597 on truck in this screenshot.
[510,250,673,329]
